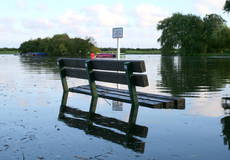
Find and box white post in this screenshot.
[112,27,123,108]
[116,38,120,89]
[117,38,120,60]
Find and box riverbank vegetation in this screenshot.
[0,48,18,54]
[157,13,230,54]
[100,48,161,54]
[19,34,100,57]
[224,0,230,12]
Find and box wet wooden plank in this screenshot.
[78,85,184,109]
[58,58,146,72]
[91,59,146,72]
[63,68,88,79]
[94,85,185,109]
[93,71,148,87]
[69,87,163,108]
[80,85,174,108]
[64,68,149,87]
[69,85,184,109]
[58,58,86,68]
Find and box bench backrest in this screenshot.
[58,58,149,87]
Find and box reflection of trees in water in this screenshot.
[222,100,230,150]
[19,56,59,76]
[221,116,230,150]
[160,56,230,95]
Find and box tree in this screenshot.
[157,13,205,54]
[224,0,230,12]
[203,14,227,53]
[157,13,230,54]
[19,33,101,57]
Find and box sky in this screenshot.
[0,0,229,48]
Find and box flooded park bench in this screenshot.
[57,58,185,129]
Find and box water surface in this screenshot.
[0,54,230,160]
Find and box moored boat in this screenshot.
[96,53,116,58]
[20,52,48,56]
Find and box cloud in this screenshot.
[195,0,226,15]
[136,4,169,27]
[59,10,88,25]
[55,4,129,42]
[86,4,128,27]
[36,3,49,11]
[188,97,224,117]
[0,17,18,34]
[16,0,27,9]
[22,18,55,30]
[0,3,162,48]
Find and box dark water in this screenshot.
[0,54,230,160]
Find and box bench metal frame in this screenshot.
[57,58,185,130]
[58,58,147,128]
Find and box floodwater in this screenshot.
[0,54,230,160]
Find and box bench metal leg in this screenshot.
[86,60,98,118]
[128,103,139,127]
[124,62,140,130]
[58,59,70,119]
[58,91,69,118]
[89,96,98,116]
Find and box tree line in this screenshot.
[100,47,159,53]
[157,13,230,54]
[19,34,100,57]
[0,48,18,51]
[224,0,230,12]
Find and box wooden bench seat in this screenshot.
[69,85,185,109]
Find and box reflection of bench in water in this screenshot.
[222,97,230,114]
[221,116,230,150]
[58,105,148,153]
[57,58,185,129]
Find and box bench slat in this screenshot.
[94,71,149,87]
[69,85,182,109]
[59,58,146,72]
[63,68,149,87]
[91,59,146,72]
[79,85,175,108]
[94,85,185,109]
[64,68,88,79]
[59,58,86,68]
[69,85,185,109]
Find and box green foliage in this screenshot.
[19,34,100,57]
[0,47,18,51]
[157,13,230,54]
[203,14,228,53]
[224,0,230,12]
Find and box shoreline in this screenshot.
[2,51,230,57]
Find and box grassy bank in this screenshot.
[0,50,18,54]
[101,50,161,54]
[125,50,161,54]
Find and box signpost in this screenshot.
[112,27,123,109]
[112,27,123,60]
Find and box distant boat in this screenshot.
[96,53,116,58]
[21,52,48,56]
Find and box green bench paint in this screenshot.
[57,58,185,129]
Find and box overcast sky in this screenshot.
[0,0,228,48]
